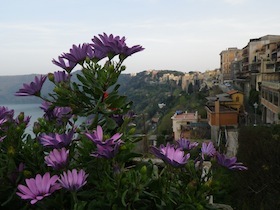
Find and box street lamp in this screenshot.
[253,102,258,126]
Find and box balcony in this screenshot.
[262,72,280,87]
[242,49,248,56]
[261,81,280,90]
[236,70,250,79]
[249,63,261,73]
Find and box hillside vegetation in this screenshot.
[0,70,209,137]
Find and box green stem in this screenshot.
[71,191,78,210]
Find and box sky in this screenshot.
[1,0,280,76]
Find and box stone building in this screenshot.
[171,111,200,140]
[220,48,242,82]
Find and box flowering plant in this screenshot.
[0,33,247,209]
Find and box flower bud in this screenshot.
[72,114,78,122]
[140,165,147,175]
[33,142,40,148]
[7,146,15,156]
[121,65,126,71]
[23,170,32,178]
[17,112,25,122]
[48,73,54,82]
[119,145,127,151]
[108,64,115,73]
[119,54,127,61]
[15,126,22,133]
[33,122,41,134]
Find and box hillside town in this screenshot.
[133,35,280,159]
[133,35,280,125]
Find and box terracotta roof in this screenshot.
[227,90,241,95]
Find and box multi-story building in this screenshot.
[235,35,280,100]
[220,48,242,82]
[224,35,280,124]
[259,41,280,124]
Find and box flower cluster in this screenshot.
[152,139,247,171]
[0,33,248,210]
[17,170,89,204]
[51,33,144,73]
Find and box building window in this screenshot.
[236,96,239,102]
[269,92,273,103]
[265,90,268,100]
[273,92,279,106]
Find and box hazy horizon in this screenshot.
[1,0,280,76]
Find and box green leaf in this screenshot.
[121,189,128,207]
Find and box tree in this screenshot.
[188,83,194,94]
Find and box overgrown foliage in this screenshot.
[229,125,280,209]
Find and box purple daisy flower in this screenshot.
[39,103,72,123]
[62,43,92,64]
[201,141,216,160]
[52,56,77,73]
[85,125,123,159]
[15,75,47,97]
[59,169,88,191]
[91,140,123,159]
[38,130,75,149]
[120,44,145,59]
[177,138,198,150]
[91,33,144,59]
[85,125,122,146]
[53,71,70,83]
[40,101,52,112]
[0,106,14,120]
[16,172,61,204]
[52,107,72,121]
[216,153,248,171]
[45,147,69,170]
[0,118,7,126]
[40,101,54,121]
[151,143,190,167]
[90,48,107,61]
